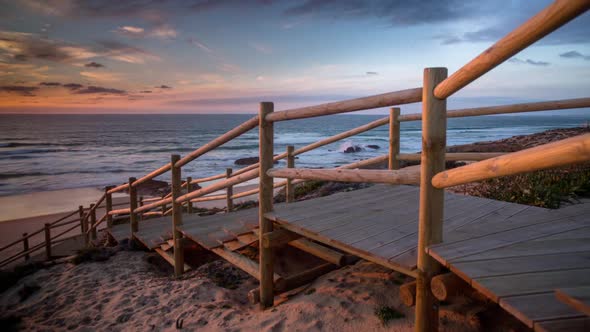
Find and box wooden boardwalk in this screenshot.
[107,185,590,330]
[428,200,590,331]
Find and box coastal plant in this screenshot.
[374,305,405,326]
[464,163,590,209]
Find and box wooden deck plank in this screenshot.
[472,268,590,302]
[536,317,590,332]
[451,252,590,280]
[555,287,590,316]
[499,293,584,329]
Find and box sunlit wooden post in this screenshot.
[286,145,295,203]
[22,233,30,261]
[259,101,275,309]
[389,107,401,170]
[226,168,234,212]
[186,176,194,214]
[44,223,51,260]
[105,186,113,228]
[78,205,85,233]
[415,67,447,332]
[171,154,185,277]
[128,177,138,234]
[90,203,97,241]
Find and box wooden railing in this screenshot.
[5,1,589,330]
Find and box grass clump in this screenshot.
[461,163,590,209]
[374,306,405,326]
[70,247,114,265]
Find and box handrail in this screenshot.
[399,97,590,122]
[191,173,227,184]
[267,165,421,185]
[51,217,82,229]
[266,88,422,122]
[87,215,108,234]
[433,0,590,99]
[432,134,590,188]
[175,168,259,204]
[48,210,79,226]
[175,116,259,168]
[398,152,507,162]
[50,222,79,242]
[133,163,172,188]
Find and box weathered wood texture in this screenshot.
[428,200,590,331]
[267,166,421,185]
[555,287,590,316]
[433,134,590,188]
[433,0,590,99]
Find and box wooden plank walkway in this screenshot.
[428,200,590,331]
[107,185,590,331]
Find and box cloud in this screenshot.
[507,58,550,66]
[140,90,152,93]
[0,31,98,63]
[114,25,145,37]
[74,85,126,95]
[80,71,121,82]
[97,40,160,64]
[187,37,212,53]
[560,50,590,61]
[0,85,39,96]
[150,24,177,39]
[436,27,505,45]
[63,83,83,90]
[39,82,61,86]
[366,71,378,75]
[156,85,172,89]
[84,61,104,68]
[168,93,355,106]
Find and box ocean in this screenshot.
[0,114,588,196]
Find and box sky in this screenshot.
[0,0,589,114]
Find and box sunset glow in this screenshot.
[1,0,589,113]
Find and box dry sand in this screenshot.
[0,246,488,332]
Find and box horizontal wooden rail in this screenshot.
[107,182,129,194]
[267,165,421,185]
[79,192,106,226]
[142,196,165,203]
[266,88,422,122]
[432,134,590,188]
[50,223,79,242]
[190,194,226,203]
[132,163,172,188]
[175,116,259,168]
[433,0,590,99]
[337,154,388,170]
[51,217,82,229]
[135,197,172,214]
[48,210,79,226]
[398,152,507,161]
[176,168,260,204]
[399,98,590,122]
[87,214,108,234]
[190,173,227,184]
[108,207,131,215]
[0,242,45,268]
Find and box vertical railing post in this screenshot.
[84,204,92,245]
[44,223,51,260]
[78,205,85,233]
[22,233,29,261]
[128,177,138,235]
[415,67,447,332]
[259,102,275,309]
[105,186,113,228]
[90,203,97,241]
[389,107,401,170]
[161,195,167,214]
[171,154,185,277]
[186,177,194,214]
[226,168,234,212]
[286,145,295,203]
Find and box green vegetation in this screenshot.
[465,163,590,209]
[374,305,405,326]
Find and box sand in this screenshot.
[0,246,488,332]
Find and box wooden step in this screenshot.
[160,243,172,251]
[154,248,191,272]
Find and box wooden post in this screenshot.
[90,203,97,240]
[186,176,193,214]
[78,205,85,233]
[22,233,30,261]
[286,145,295,203]
[105,186,113,228]
[389,107,401,170]
[84,204,91,246]
[128,177,138,234]
[44,223,51,260]
[259,101,275,309]
[171,154,185,277]
[161,195,167,214]
[415,67,447,332]
[226,168,234,212]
